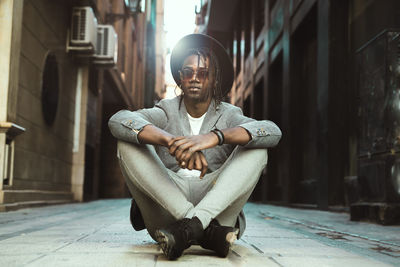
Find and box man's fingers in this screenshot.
[169,138,190,155]
[178,142,196,153]
[200,165,207,178]
[169,142,181,155]
[170,136,184,143]
[198,151,207,164]
[194,152,202,171]
[180,161,186,168]
[173,138,190,147]
[177,149,192,162]
[168,136,184,148]
[176,146,198,162]
[182,147,196,162]
[175,142,197,158]
[187,155,195,170]
[175,148,184,160]
[180,152,206,178]
[199,152,208,178]
[169,144,178,156]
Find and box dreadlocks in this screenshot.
[178,47,223,110]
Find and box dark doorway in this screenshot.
[290,5,318,204]
[267,51,283,201]
[84,144,95,200]
[98,75,131,198]
[84,67,100,201]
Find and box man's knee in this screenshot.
[236,147,268,166]
[117,140,130,160]
[117,140,144,159]
[251,148,268,166]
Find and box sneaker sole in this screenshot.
[226,229,239,244]
[218,228,239,258]
[155,229,179,260]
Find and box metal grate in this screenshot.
[103,28,109,56]
[72,14,79,40]
[79,9,86,40]
[96,30,102,55]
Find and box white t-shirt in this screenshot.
[176,112,207,178]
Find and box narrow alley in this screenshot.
[1,1,400,266]
[1,200,398,266]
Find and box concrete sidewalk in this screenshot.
[0,199,398,266]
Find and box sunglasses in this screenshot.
[180,68,209,81]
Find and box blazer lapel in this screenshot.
[199,100,222,134]
[179,99,192,136]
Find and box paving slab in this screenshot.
[0,199,398,266]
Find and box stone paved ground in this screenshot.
[0,199,399,266]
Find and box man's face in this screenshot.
[179,54,214,103]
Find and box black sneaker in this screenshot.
[200,219,239,257]
[154,217,204,260]
[129,198,145,231]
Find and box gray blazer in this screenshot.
[108,96,282,172]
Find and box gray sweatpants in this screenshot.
[117,141,268,240]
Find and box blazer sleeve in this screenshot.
[226,105,282,148]
[108,105,168,144]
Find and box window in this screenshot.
[255,0,265,39]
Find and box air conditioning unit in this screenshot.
[69,7,97,51]
[93,25,118,65]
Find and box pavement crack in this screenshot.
[24,253,47,266]
[153,254,159,266]
[231,250,241,257]
[258,210,400,266]
[269,256,284,267]
[240,238,264,254]
[259,211,400,249]
[250,244,264,254]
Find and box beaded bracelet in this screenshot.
[211,129,225,146]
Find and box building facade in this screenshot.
[197,0,400,223]
[0,0,165,211]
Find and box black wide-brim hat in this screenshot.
[170,33,234,96]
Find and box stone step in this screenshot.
[0,199,73,212]
[0,190,74,211]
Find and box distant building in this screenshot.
[0,0,165,211]
[196,0,400,223]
